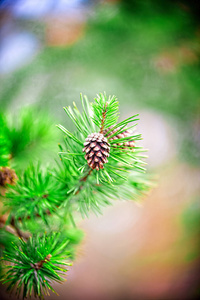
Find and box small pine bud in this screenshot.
[83,133,110,170]
[0,167,18,187]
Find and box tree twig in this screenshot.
[100,102,108,133]
[10,216,30,240]
[34,254,52,270]
[75,169,92,195]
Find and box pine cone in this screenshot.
[0,167,18,187]
[83,133,110,170]
[103,126,135,148]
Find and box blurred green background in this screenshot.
[0,0,200,299]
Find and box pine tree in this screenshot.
[0,93,150,299]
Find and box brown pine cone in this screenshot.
[103,126,135,148]
[0,167,18,187]
[83,133,110,170]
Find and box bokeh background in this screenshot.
[0,0,200,299]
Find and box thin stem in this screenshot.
[10,216,29,240]
[0,221,16,236]
[75,169,92,195]
[34,254,52,270]
[100,102,108,133]
[16,209,52,222]
[80,169,92,182]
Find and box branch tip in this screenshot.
[100,102,108,134]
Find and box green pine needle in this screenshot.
[4,164,66,223]
[1,233,72,299]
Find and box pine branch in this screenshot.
[56,93,150,217]
[10,216,29,240]
[4,164,67,223]
[80,169,93,182]
[0,92,151,300]
[1,233,72,299]
[92,93,119,130]
[75,168,93,195]
[34,254,52,270]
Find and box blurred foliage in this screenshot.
[180,198,200,267]
[0,108,61,171]
[121,0,200,21]
[0,115,10,167]
[182,198,200,237]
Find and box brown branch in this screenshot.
[34,254,52,270]
[75,169,92,195]
[18,211,51,221]
[0,206,53,241]
[0,221,16,236]
[100,102,108,134]
[0,211,30,240]
[80,169,92,182]
[42,194,49,198]
[10,216,30,240]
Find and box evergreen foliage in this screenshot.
[1,233,72,299]
[5,109,54,160]
[0,115,10,167]
[57,93,148,216]
[0,109,59,171]
[4,164,66,224]
[0,93,150,299]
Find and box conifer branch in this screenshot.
[80,169,93,182]
[1,233,72,299]
[10,216,28,240]
[100,102,108,133]
[34,254,52,270]
[75,169,93,194]
[0,92,151,299]
[56,93,150,217]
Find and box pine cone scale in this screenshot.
[90,142,97,148]
[93,146,100,151]
[101,143,109,149]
